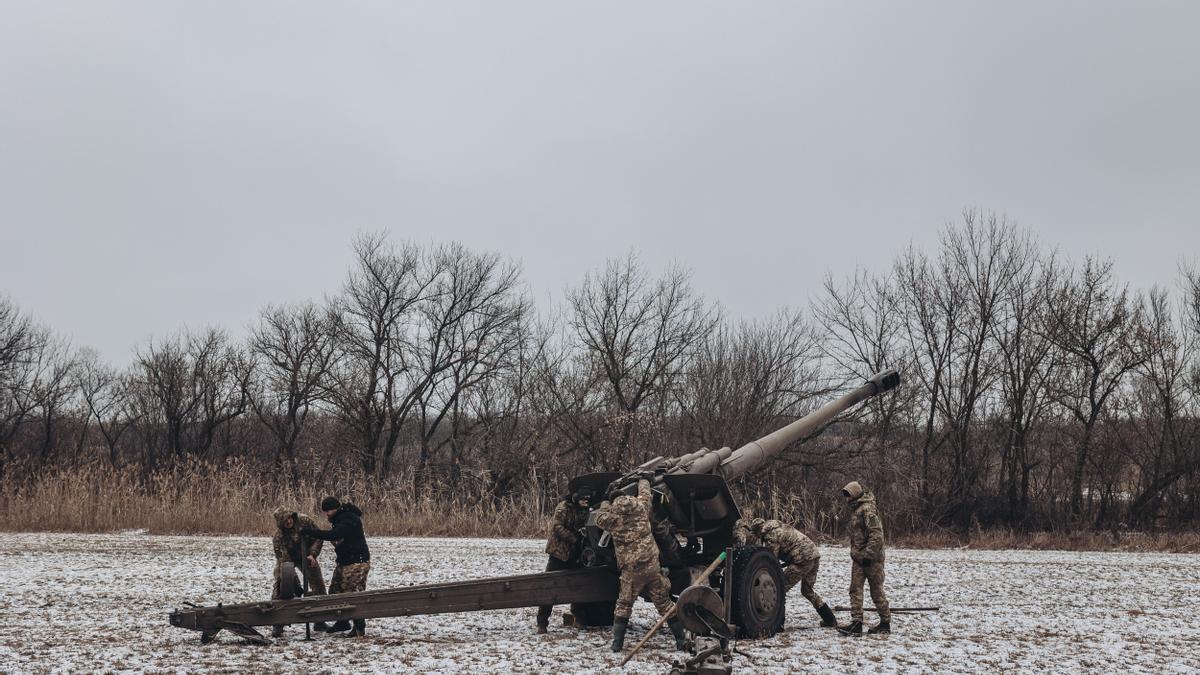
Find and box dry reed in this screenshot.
[3,463,1196,552]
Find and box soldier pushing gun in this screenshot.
[593,476,687,654]
[535,486,595,634]
[269,507,330,637]
[736,517,838,629]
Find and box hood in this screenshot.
[758,520,784,537]
[848,491,877,508]
[842,481,864,500]
[338,503,363,519]
[273,507,298,529]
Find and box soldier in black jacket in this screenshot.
[302,496,371,637]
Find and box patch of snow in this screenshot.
[2,533,1198,673]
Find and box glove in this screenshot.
[859,558,873,568]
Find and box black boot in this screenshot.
[271,625,284,638]
[817,603,838,628]
[325,620,352,633]
[610,618,628,652]
[667,618,687,650]
[868,620,890,634]
[838,620,863,636]
[312,621,331,632]
[344,619,365,638]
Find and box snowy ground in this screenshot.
[1,533,1198,674]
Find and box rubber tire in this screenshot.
[279,562,298,600]
[729,546,786,639]
[571,601,616,627]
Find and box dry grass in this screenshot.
[2,463,1197,552]
[0,460,546,538]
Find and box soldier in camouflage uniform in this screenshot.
[593,478,687,653]
[744,518,837,628]
[535,487,595,633]
[269,507,330,636]
[838,481,891,635]
[302,496,371,637]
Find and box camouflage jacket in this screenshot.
[545,498,589,562]
[846,492,885,562]
[594,479,659,572]
[732,519,759,548]
[757,520,819,565]
[272,507,323,564]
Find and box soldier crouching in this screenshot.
[838,481,891,636]
[593,478,686,653]
[302,496,372,638]
[748,518,837,628]
[270,507,329,637]
[536,486,594,633]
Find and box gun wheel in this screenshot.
[279,562,299,600]
[729,546,785,639]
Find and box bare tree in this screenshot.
[893,245,956,511]
[76,349,141,468]
[816,268,916,493]
[567,253,718,467]
[679,309,825,454]
[326,233,431,476]
[990,251,1058,523]
[135,327,245,465]
[1122,283,1200,524]
[242,302,337,479]
[1042,258,1151,520]
[413,245,529,484]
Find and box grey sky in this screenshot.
[2,1,1198,364]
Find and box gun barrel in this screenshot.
[715,369,899,481]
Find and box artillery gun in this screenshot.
[169,369,900,650]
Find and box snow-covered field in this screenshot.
[2,532,1197,674]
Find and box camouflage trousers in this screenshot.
[272,559,327,599]
[849,559,889,622]
[782,555,823,609]
[614,566,674,621]
[330,562,371,594]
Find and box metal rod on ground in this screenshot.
[620,551,728,667]
[832,606,940,613]
[302,536,312,641]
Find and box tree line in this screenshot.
[2,212,1198,532]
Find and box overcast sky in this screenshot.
[2,1,1198,364]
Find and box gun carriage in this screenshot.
[169,369,900,650]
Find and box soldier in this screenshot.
[593,477,687,653]
[301,496,371,638]
[744,518,837,628]
[269,507,331,637]
[535,486,595,634]
[838,481,891,635]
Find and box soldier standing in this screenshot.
[746,518,837,628]
[838,481,891,635]
[535,486,595,633]
[269,507,331,637]
[302,496,371,638]
[593,477,687,653]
